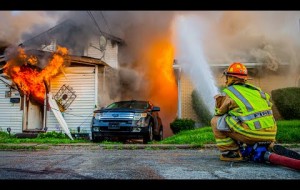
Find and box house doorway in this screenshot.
[22,96,45,132]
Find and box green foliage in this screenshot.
[276,120,300,143]
[0,131,11,138]
[0,131,89,144]
[101,140,123,144]
[160,126,215,146]
[164,120,300,145]
[271,87,300,120]
[170,118,196,134]
[37,131,68,139]
[191,90,213,126]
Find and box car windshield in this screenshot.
[106,101,149,109]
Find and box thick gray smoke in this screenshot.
[0,11,61,46]
[2,11,300,65]
[2,11,300,71]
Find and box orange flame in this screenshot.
[137,39,178,137]
[4,46,69,104]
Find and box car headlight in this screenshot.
[136,117,148,127]
[93,127,100,132]
[134,113,147,120]
[95,113,104,120]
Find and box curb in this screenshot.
[0,143,299,150]
[0,143,216,150]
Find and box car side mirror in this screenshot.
[152,106,160,111]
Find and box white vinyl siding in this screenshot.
[0,81,23,134]
[85,36,119,69]
[101,41,119,69]
[86,36,105,60]
[46,66,96,134]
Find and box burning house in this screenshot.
[0,19,124,139]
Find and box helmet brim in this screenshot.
[224,72,248,80]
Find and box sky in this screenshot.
[1,11,300,137]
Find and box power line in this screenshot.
[86,11,104,36]
[100,11,112,35]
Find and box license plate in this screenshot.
[108,123,120,129]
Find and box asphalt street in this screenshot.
[0,143,299,182]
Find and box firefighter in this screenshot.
[211,62,277,161]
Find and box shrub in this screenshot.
[271,87,300,120]
[191,90,213,126]
[170,118,195,134]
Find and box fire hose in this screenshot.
[264,152,300,170]
[240,143,300,171]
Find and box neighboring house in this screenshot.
[173,61,300,124]
[0,19,125,136]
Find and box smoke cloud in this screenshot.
[0,11,62,46]
[3,11,300,70]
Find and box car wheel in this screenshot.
[154,126,163,141]
[158,127,163,141]
[92,133,99,142]
[143,123,153,144]
[91,133,104,143]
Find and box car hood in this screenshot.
[97,108,147,113]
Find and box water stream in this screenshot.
[173,15,220,115]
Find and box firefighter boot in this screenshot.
[220,150,243,162]
[269,143,300,160]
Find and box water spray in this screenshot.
[173,15,220,115]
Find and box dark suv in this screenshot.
[91,100,164,144]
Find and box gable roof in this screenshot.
[20,19,125,49]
